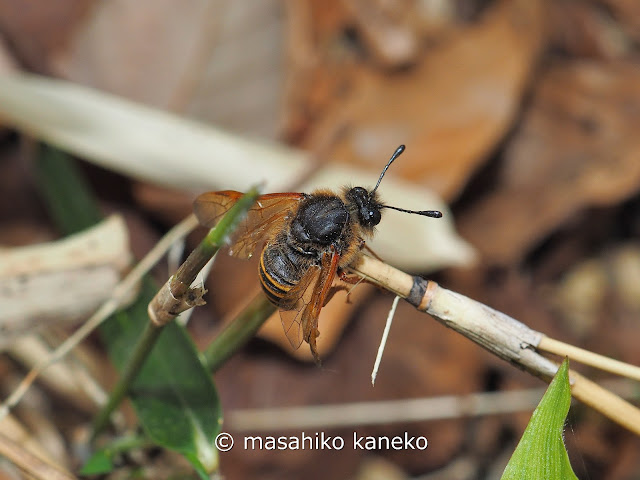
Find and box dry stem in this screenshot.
[228,387,549,431]
[538,337,640,381]
[348,254,640,436]
[0,215,131,345]
[0,431,76,480]
[0,214,200,421]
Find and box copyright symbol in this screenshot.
[215,432,234,452]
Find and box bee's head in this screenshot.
[345,186,383,228]
[347,145,443,230]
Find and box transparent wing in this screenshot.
[193,190,304,259]
[279,249,340,362]
[279,264,321,350]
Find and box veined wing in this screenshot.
[193,190,305,259]
[279,248,340,363]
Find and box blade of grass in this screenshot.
[33,144,102,235]
[501,358,578,480]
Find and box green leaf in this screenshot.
[33,144,102,235]
[81,450,114,475]
[101,279,221,475]
[33,147,221,475]
[501,358,578,480]
[80,434,150,475]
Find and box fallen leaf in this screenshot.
[458,61,640,265]
[319,0,546,200]
[600,0,640,43]
[550,1,630,59]
[0,0,91,72]
[53,0,286,138]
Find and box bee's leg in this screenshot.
[362,243,383,261]
[338,268,363,284]
[336,269,368,304]
[303,318,321,365]
[324,283,350,304]
[308,329,321,366]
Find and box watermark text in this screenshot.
[214,431,428,451]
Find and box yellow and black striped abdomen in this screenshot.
[259,249,292,305]
[259,240,311,308]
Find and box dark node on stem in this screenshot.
[407,275,427,307]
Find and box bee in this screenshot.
[194,145,442,363]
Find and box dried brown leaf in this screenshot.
[52,1,285,138]
[599,0,640,42]
[550,1,630,59]
[458,61,640,264]
[319,0,546,200]
[0,0,91,73]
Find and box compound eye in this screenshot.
[361,207,381,227]
[370,209,381,225]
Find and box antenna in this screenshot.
[371,145,444,219]
[370,145,405,196]
[382,205,442,218]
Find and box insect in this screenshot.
[194,145,442,363]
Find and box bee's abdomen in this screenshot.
[259,243,303,308]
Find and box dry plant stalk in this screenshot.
[0,414,66,471]
[91,187,262,436]
[147,268,207,327]
[0,214,200,421]
[148,186,261,326]
[8,336,104,415]
[229,387,549,431]
[537,337,640,381]
[0,215,132,346]
[0,431,76,480]
[349,254,640,436]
